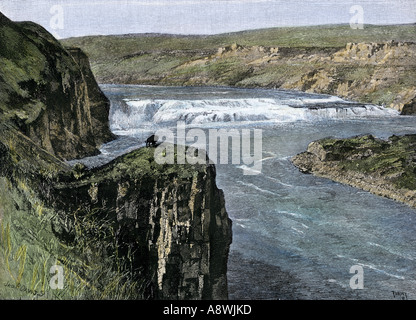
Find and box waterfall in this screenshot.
[109,97,399,134]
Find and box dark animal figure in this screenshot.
[146,134,158,147]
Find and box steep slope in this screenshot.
[0,12,114,160]
[52,147,231,299]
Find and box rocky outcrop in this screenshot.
[331,41,415,64]
[0,12,114,160]
[285,41,416,113]
[400,90,416,115]
[291,135,416,208]
[148,168,231,299]
[214,41,416,114]
[51,148,232,299]
[0,12,231,300]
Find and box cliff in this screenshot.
[291,134,416,208]
[281,41,416,114]
[0,12,231,300]
[0,12,114,160]
[52,147,231,299]
[62,25,416,114]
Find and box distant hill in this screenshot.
[63,24,416,52]
[61,24,416,114]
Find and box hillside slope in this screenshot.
[62,24,416,114]
[0,13,114,160]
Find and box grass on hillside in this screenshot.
[60,24,416,98]
[319,135,416,190]
[0,125,147,300]
[0,176,145,299]
[62,24,416,62]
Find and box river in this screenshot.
[70,84,416,300]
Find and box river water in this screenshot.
[71,84,416,300]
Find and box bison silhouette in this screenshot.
[146,134,158,147]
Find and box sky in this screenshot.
[0,0,415,38]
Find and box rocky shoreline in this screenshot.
[291,134,416,208]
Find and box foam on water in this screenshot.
[109,97,399,133]
[236,180,278,196]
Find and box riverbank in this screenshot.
[62,24,416,114]
[291,134,416,208]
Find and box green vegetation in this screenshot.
[0,125,148,299]
[72,144,205,185]
[0,176,145,299]
[0,123,210,299]
[1,11,114,160]
[0,19,73,123]
[61,24,416,113]
[61,24,416,85]
[62,24,416,57]
[319,135,416,190]
[292,134,416,207]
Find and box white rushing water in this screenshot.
[71,85,416,300]
[110,95,398,135]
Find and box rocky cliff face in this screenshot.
[291,135,416,208]
[0,127,232,300]
[51,148,232,299]
[284,41,416,113]
[148,168,231,300]
[0,12,114,160]
[0,12,231,300]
